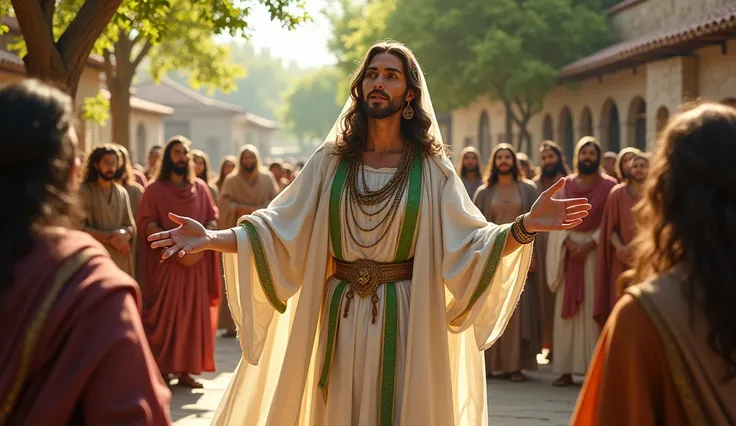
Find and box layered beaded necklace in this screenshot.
[345,142,414,249]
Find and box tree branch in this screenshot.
[132,38,153,71]
[10,0,60,63]
[40,0,55,27]
[56,0,123,70]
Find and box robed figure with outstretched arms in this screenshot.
[149,41,592,426]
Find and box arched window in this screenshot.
[579,106,593,138]
[558,107,574,161]
[136,122,147,164]
[627,96,647,151]
[601,98,620,152]
[478,111,491,162]
[542,114,554,141]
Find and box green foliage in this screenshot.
[81,92,111,124]
[279,67,344,143]
[326,0,614,120]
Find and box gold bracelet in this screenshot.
[511,214,536,244]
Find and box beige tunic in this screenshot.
[215,144,533,426]
[474,181,540,373]
[79,182,136,276]
[123,181,144,283]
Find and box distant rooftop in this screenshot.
[99,88,174,116]
[134,77,280,129]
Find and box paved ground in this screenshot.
[172,337,582,425]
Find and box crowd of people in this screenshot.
[1,62,734,425]
[456,138,651,387]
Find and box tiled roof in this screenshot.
[560,2,736,79]
[100,88,174,116]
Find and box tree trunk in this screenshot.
[504,103,514,145]
[108,34,136,151]
[12,0,124,99]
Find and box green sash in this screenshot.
[319,147,423,426]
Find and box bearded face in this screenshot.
[360,52,414,120]
[577,144,600,175]
[96,153,118,181]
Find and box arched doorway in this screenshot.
[542,114,554,141]
[558,107,574,161]
[478,111,491,162]
[627,97,647,151]
[601,98,620,152]
[136,122,147,164]
[656,106,670,135]
[579,106,593,139]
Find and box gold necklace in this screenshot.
[345,143,413,249]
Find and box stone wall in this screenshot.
[610,0,732,41]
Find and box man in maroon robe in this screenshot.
[545,137,617,387]
[0,79,171,425]
[137,136,221,388]
[593,152,649,326]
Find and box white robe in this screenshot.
[214,143,533,426]
[546,227,601,375]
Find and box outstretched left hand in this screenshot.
[523,178,592,233]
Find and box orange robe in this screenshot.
[0,229,171,425]
[573,274,736,425]
[593,183,637,325]
[137,179,221,375]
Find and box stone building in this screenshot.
[450,0,736,164]
[133,77,280,167]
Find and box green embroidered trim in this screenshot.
[379,282,399,426]
[242,221,286,314]
[452,223,511,323]
[329,160,350,261]
[318,280,349,400]
[394,147,423,262]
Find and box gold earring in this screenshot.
[402,101,414,120]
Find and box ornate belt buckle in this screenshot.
[351,259,381,298]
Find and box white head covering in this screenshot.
[320,43,445,152]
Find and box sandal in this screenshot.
[177,374,204,389]
[552,374,573,387]
[510,372,527,382]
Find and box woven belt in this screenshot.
[332,258,413,323]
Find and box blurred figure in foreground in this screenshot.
[572,102,736,425]
[0,80,171,425]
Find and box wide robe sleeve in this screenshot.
[224,145,331,364]
[441,161,534,350]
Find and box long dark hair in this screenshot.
[191,149,212,181]
[215,155,236,191]
[83,144,119,183]
[157,136,195,182]
[484,143,520,186]
[0,80,79,290]
[625,102,736,380]
[334,41,446,159]
[114,144,133,185]
[538,140,571,177]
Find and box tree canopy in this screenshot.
[326,0,614,151]
[278,67,344,146]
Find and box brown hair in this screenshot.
[157,136,195,182]
[624,102,736,379]
[484,143,520,186]
[114,144,134,185]
[614,146,642,181]
[0,80,80,289]
[191,149,212,182]
[83,143,119,183]
[214,155,236,191]
[334,40,446,160]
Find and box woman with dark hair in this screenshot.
[572,103,736,425]
[192,149,219,204]
[0,80,171,425]
[213,155,237,192]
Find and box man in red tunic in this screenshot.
[137,136,220,388]
[593,151,649,326]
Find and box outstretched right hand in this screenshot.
[148,213,210,261]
